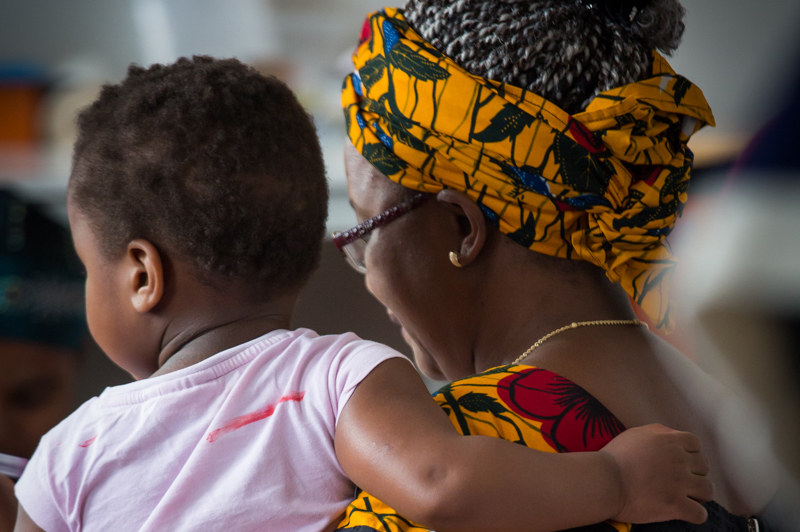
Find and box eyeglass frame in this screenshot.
[332,192,428,273]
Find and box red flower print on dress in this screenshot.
[497,368,625,452]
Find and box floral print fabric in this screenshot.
[336,365,630,532]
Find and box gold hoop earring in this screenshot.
[449,251,463,268]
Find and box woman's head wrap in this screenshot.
[341,7,714,331]
[0,190,86,350]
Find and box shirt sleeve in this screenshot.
[14,437,72,532]
[328,337,412,426]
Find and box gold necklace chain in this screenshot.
[511,319,646,366]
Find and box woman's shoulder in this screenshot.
[432,365,626,453]
[336,366,631,532]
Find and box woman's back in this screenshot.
[335,357,753,532]
[527,329,759,515]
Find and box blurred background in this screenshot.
[2,0,800,215]
[0,0,799,483]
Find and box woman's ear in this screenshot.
[125,239,164,313]
[436,189,488,267]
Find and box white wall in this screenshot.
[673,0,800,136]
[0,0,280,81]
[3,0,799,131]
[0,0,141,81]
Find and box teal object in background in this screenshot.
[0,189,86,350]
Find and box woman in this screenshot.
[0,189,86,531]
[0,189,85,460]
[334,0,766,530]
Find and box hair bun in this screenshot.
[583,0,656,22]
[580,0,685,54]
[404,0,686,113]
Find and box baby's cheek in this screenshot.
[85,275,130,369]
[84,280,110,348]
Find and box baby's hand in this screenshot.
[600,423,714,525]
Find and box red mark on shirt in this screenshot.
[78,436,97,448]
[206,392,305,443]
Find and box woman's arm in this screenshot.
[335,359,712,532]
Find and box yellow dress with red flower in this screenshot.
[336,365,631,532]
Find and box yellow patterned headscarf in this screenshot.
[342,8,714,331]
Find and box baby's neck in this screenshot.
[150,297,296,379]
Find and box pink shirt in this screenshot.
[16,329,406,532]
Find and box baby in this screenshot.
[12,57,711,532]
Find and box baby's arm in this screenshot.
[335,359,712,532]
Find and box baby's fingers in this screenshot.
[675,497,709,525]
[675,431,702,454]
[687,449,710,477]
[686,473,715,503]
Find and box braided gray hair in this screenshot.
[404,0,685,114]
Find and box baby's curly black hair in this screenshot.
[69,56,328,299]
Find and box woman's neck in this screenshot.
[465,248,637,376]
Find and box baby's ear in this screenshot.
[125,239,164,313]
